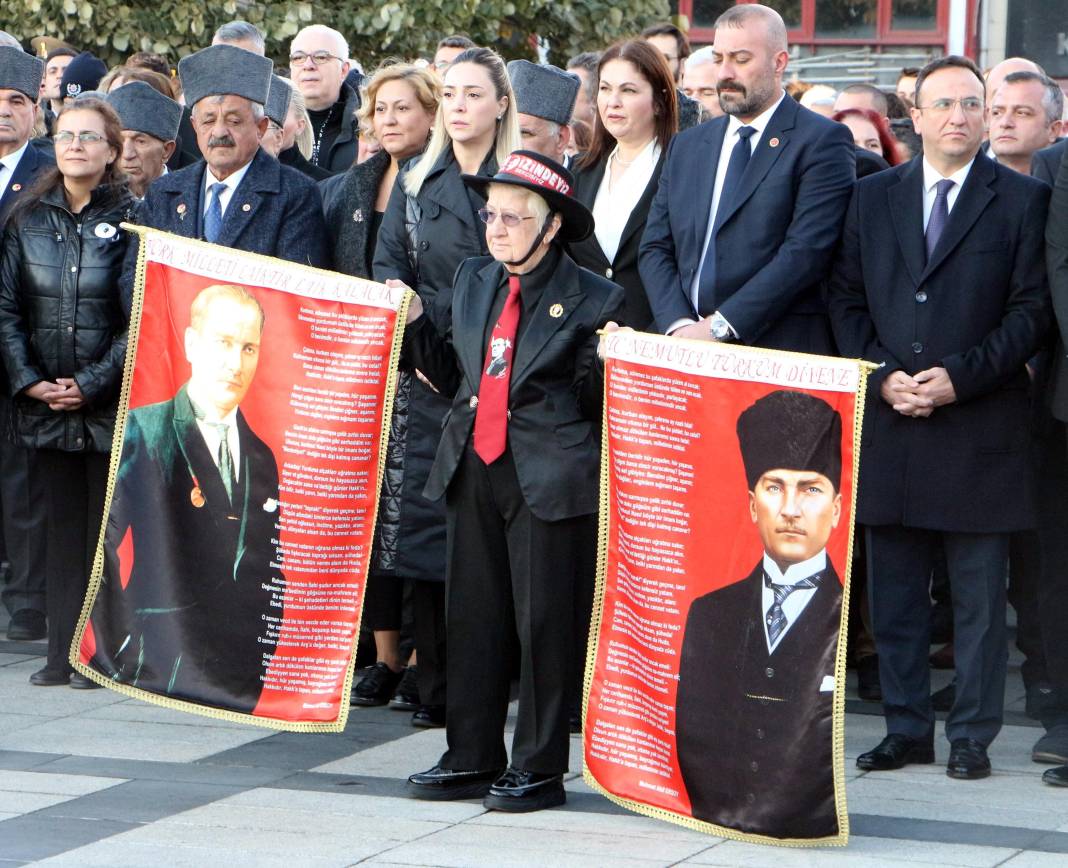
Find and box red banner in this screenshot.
[584,332,871,845]
[72,227,407,730]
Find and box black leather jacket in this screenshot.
[0,183,136,452]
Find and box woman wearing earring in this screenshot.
[322,62,440,712]
[570,40,678,331]
[0,96,134,687]
[372,47,520,727]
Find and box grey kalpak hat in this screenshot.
[0,46,44,100]
[178,43,272,109]
[265,75,291,128]
[506,60,580,127]
[107,81,182,143]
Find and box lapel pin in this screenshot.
[352,209,363,223]
[190,485,205,508]
[11,183,21,192]
[263,497,278,513]
[242,203,251,212]
[769,137,780,148]
[176,203,187,220]
[549,303,563,318]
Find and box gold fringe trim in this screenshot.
[70,224,409,733]
[582,336,876,846]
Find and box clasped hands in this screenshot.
[880,368,956,418]
[26,378,85,411]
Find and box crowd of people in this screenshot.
[1,0,1068,816]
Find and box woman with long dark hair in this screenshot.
[571,40,677,330]
[0,96,135,687]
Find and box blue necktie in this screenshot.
[204,182,226,243]
[925,178,954,261]
[698,125,755,312]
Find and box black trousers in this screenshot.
[1034,423,1068,727]
[0,437,48,616]
[38,450,109,672]
[867,525,1008,746]
[440,445,591,775]
[363,573,405,631]
[413,578,446,706]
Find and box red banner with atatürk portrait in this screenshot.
[583,332,872,845]
[72,227,408,731]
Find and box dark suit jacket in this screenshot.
[404,252,625,522]
[120,147,330,313]
[1046,137,1068,420]
[829,152,1050,532]
[569,151,665,330]
[0,144,54,229]
[1032,138,1067,187]
[675,562,842,839]
[89,385,282,714]
[638,96,854,352]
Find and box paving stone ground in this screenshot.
[1,607,1065,867]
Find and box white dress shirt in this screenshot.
[592,139,660,264]
[194,405,242,483]
[921,157,974,231]
[761,548,826,654]
[202,159,254,221]
[0,142,30,198]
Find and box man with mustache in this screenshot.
[119,43,328,312]
[639,3,854,355]
[674,390,845,838]
[106,81,181,199]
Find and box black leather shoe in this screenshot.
[946,738,991,779]
[1033,724,1068,765]
[931,680,956,712]
[351,662,403,706]
[6,609,46,641]
[411,704,445,728]
[857,734,935,771]
[1042,764,1068,786]
[70,672,102,690]
[29,667,70,686]
[389,666,420,711]
[483,768,566,812]
[856,656,882,702]
[407,765,501,801]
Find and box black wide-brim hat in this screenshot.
[461,150,594,243]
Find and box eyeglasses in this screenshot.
[289,51,343,67]
[53,130,106,146]
[478,208,535,227]
[916,97,984,115]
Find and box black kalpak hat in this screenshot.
[461,150,593,242]
[736,390,843,491]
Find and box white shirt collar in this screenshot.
[0,142,30,176]
[204,158,254,198]
[922,156,975,194]
[763,549,827,586]
[726,90,787,139]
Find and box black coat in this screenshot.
[0,184,136,453]
[675,563,842,839]
[1046,137,1068,420]
[1032,138,1066,186]
[321,148,390,279]
[88,384,282,714]
[829,153,1051,532]
[120,148,330,314]
[280,145,332,182]
[316,82,362,175]
[404,253,625,521]
[639,96,855,352]
[569,151,665,330]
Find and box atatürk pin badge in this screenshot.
[549,303,563,318]
[769,137,780,148]
[176,203,187,220]
[190,486,205,508]
[11,183,21,193]
[241,203,251,212]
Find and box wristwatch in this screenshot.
[709,312,733,342]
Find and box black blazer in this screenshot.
[89,385,282,714]
[404,252,625,522]
[1032,138,1067,186]
[829,152,1051,533]
[638,96,854,352]
[675,562,842,839]
[568,151,665,330]
[1046,137,1068,420]
[0,144,54,229]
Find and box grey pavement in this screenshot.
[1,607,1066,866]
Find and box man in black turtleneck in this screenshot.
[288,24,360,175]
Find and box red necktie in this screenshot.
[473,274,521,464]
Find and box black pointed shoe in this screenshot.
[946,738,991,780]
[407,766,501,801]
[29,667,70,686]
[350,662,404,706]
[389,666,420,711]
[483,768,566,813]
[856,734,935,771]
[1042,764,1068,787]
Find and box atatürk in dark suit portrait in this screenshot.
[675,390,844,839]
[89,284,283,714]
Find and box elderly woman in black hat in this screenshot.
[389,151,624,812]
